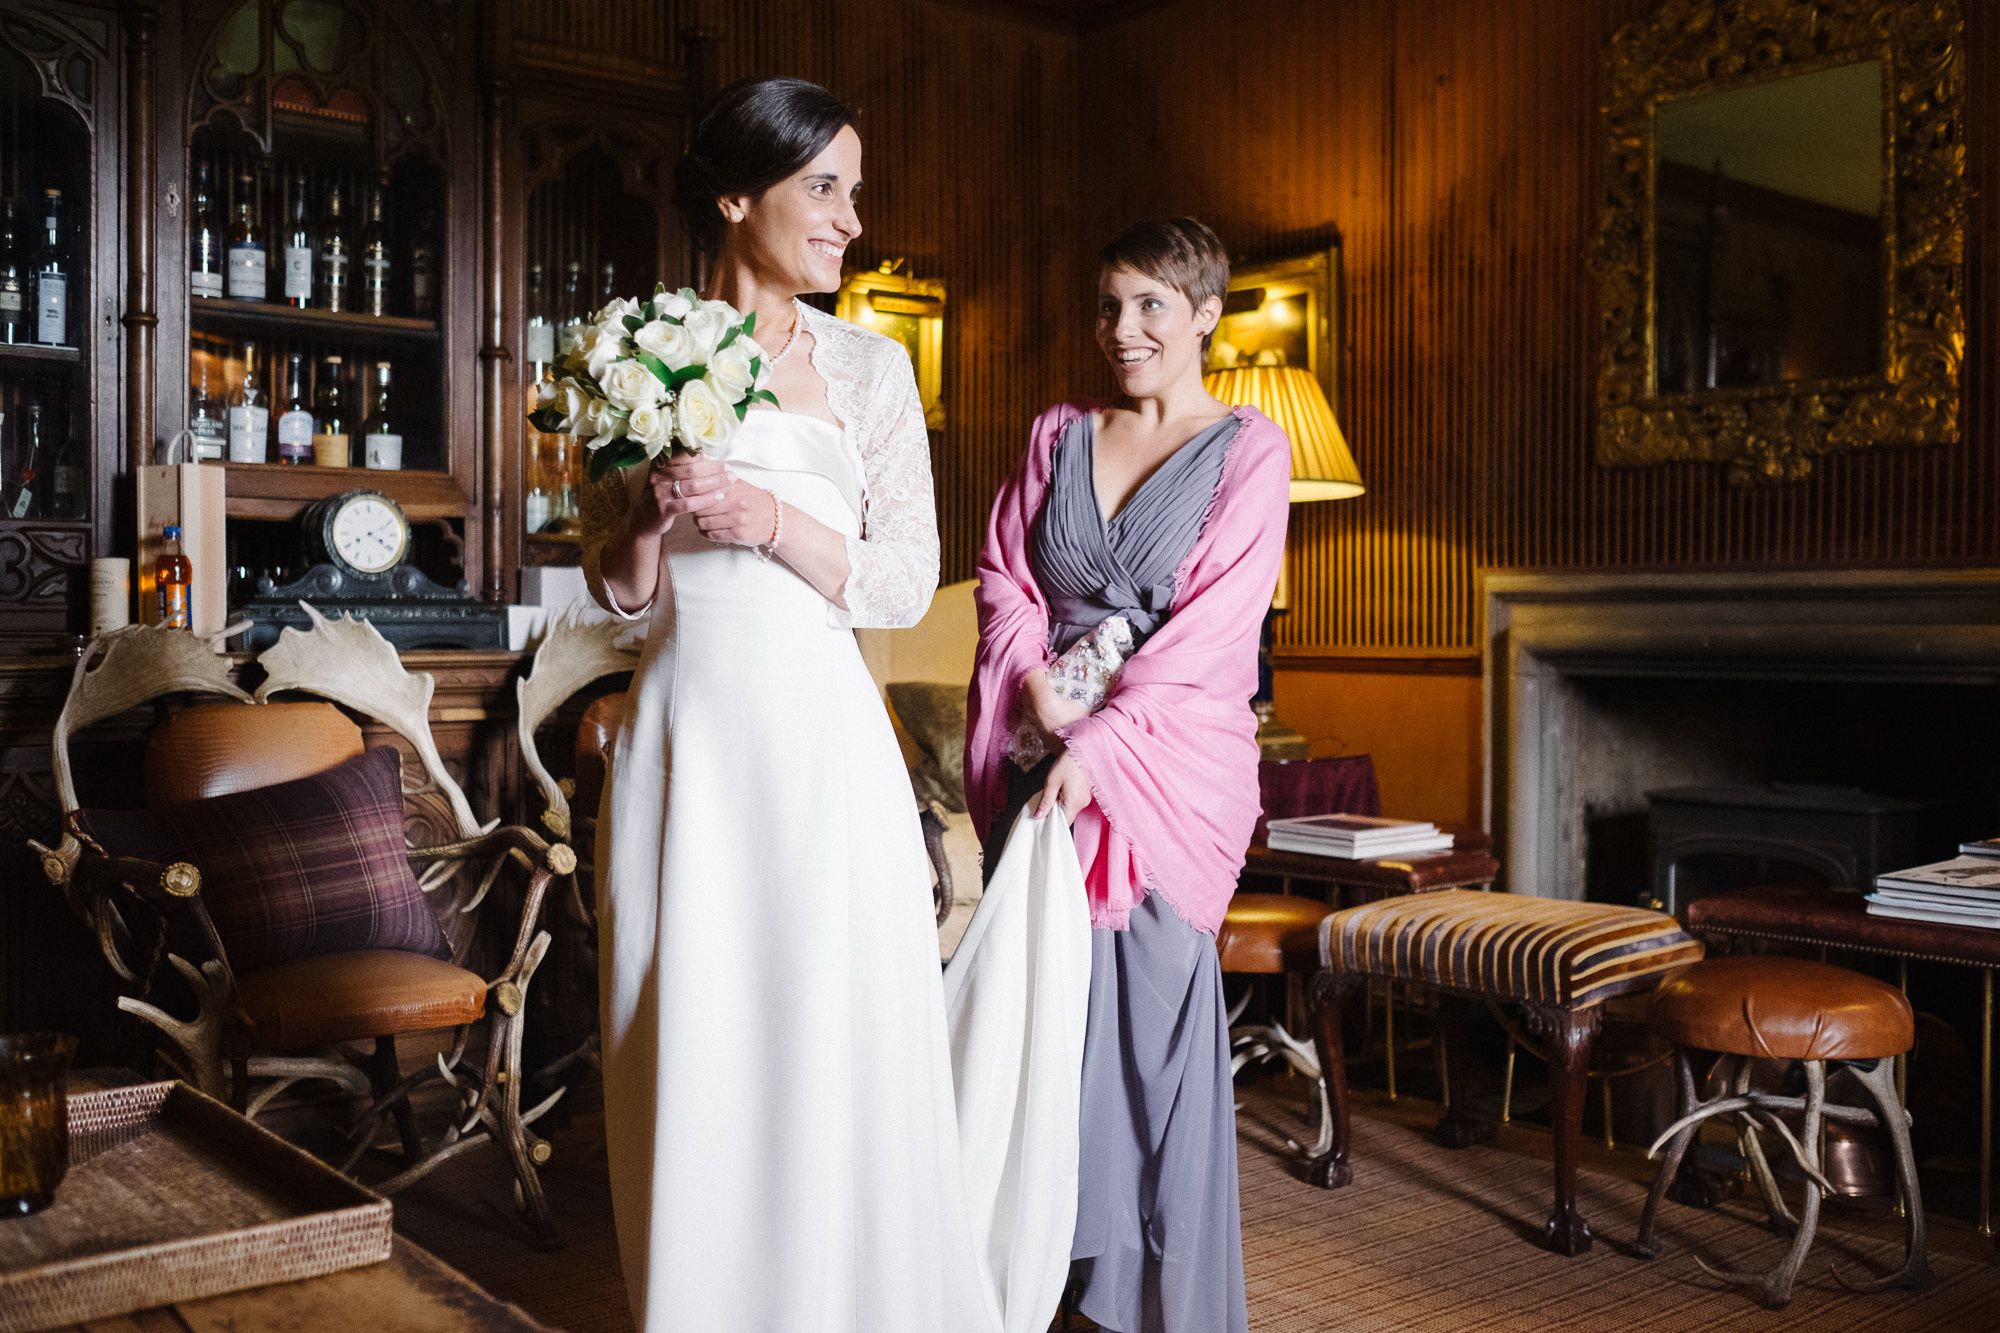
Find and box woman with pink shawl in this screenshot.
[965,218,1289,1333]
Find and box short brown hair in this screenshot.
[1097,217,1230,314]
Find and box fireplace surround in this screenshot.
[1483,569,2000,902]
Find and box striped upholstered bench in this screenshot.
[1307,890,1702,1255]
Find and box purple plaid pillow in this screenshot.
[74,746,448,975]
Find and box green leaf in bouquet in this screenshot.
[742,310,758,334]
[526,405,568,433]
[734,400,748,421]
[749,389,780,408]
[585,438,648,484]
[636,351,674,387]
[666,363,707,391]
[717,325,741,352]
[623,314,644,333]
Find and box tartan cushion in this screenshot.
[74,746,447,975]
[1319,889,1702,1010]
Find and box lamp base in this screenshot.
[1253,699,1312,761]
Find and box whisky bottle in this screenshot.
[407,206,437,319]
[0,196,23,344]
[312,354,349,467]
[50,405,81,520]
[190,160,223,299]
[189,353,226,461]
[226,340,270,463]
[34,189,67,346]
[317,183,350,313]
[226,172,267,301]
[282,174,313,308]
[360,185,391,317]
[156,524,193,629]
[276,350,314,463]
[362,360,402,469]
[525,261,555,373]
[10,401,45,517]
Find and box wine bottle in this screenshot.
[226,340,270,463]
[10,401,44,517]
[189,353,226,461]
[317,183,349,313]
[50,404,81,520]
[276,350,314,464]
[360,185,391,317]
[312,354,349,467]
[226,171,266,301]
[525,261,555,372]
[408,206,437,319]
[282,173,313,309]
[362,360,402,469]
[155,524,193,630]
[190,160,223,299]
[34,189,67,346]
[0,197,23,344]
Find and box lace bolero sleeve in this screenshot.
[804,305,941,630]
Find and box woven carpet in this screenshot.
[389,1080,2000,1331]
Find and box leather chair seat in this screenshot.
[237,949,489,1051]
[1217,894,1332,974]
[1651,956,1913,1062]
[146,701,365,805]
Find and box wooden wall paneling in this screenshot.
[1078,0,1999,653]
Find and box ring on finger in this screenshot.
[671,479,684,499]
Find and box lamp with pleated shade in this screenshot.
[1202,362,1362,757]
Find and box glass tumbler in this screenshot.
[0,1033,77,1218]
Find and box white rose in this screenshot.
[705,341,757,400]
[535,377,585,430]
[595,296,640,327]
[658,289,695,320]
[601,358,665,412]
[577,397,623,444]
[626,402,672,455]
[681,301,733,356]
[675,377,739,456]
[634,319,698,370]
[575,323,623,380]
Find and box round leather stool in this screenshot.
[1216,894,1333,1150]
[1635,956,1933,1308]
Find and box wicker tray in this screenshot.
[0,1080,392,1332]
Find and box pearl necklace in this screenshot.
[766,302,803,366]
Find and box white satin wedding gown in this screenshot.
[583,304,1088,1333]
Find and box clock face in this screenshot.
[327,492,409,576]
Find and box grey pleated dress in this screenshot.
[991,410,1250,1333]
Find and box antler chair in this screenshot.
[29,609,574,1246]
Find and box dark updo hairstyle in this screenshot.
[674,77,860,257]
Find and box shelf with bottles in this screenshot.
[0,374,88,524]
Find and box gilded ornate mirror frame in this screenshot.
[1594,0,1965,484]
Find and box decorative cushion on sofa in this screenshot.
[74,746,448,975]
[887,681,968,813]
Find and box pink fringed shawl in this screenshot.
[965,400,1291,933]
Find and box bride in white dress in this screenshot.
[581,79,1086,1333]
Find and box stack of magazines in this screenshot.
[1867,838,2000,929]
[1265,814,1455,859]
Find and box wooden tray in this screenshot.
[0,1081,392,1332]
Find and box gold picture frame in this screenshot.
[1206,246,1341,417]
[1594,0,1966,485]
[837,261,947,429]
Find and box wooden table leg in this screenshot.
[1308,969,1361,1189]
[1433,992,1495,1149]
[1523,1002,1602,1256]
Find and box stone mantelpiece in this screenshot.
[1482,569,2000,901]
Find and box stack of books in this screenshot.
[1265,814,1455,859]
[1867,838,2000,929]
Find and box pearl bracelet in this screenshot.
[756,496,785,562]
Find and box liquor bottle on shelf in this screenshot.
[50,407,81,519]
[553,434,579,521]
[226,171,266,301]
[0,197,25,344]
[190,160,223,299]
[156,524,192,630]
[189,353,227,461]
[598,258,618,308]
[360,185,391,317]
[282,174,313,309]
[525,262,555,374]
[226,340,270,463]
[34,189,68,346]
[9,401,44,517]
[317,183,350,313]
[558,258,585,353]
[312,353,349,467]
[407,207,437,320]
[276,350,315,464]
[362,360,402,469]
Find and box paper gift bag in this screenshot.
[135,460,227,634]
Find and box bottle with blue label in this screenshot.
[34,189,66,346]
[226,171,266,301]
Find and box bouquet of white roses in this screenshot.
[527,284,778,482]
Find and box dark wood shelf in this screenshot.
[222,462,468,522]
[0,342,82,367]
[190,298,440,347]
